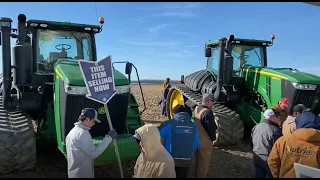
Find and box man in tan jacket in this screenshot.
[273,98,289,127]
[282,104,310,136]
[268,112,320,178]
[193,94,218,178]
[133,124,176,178]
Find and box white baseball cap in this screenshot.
[264,109,281,119]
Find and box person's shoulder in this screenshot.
[253,122,270,133]
[200,108,213,117]
[275,133,291,144]
[159,119,173,128]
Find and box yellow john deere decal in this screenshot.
[314,99,319,104]
[246,69,288,80]
[54,68,63,79]
[98,107,105,114]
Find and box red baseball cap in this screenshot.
[280,98,289,107]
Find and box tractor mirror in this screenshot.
[125,62,132,74]
[205,47,211,57]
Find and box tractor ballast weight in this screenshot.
[0,14,145,175]
[166,34,320,147]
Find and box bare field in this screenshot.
[1,84,254,178]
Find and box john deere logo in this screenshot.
[98,107,105,114]
[314,99,319,104]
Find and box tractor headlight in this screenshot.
[116,85,130,94]
[291,83,317,91]
[64,84,130,95]
[64,85,88,95]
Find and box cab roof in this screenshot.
[26,19,101,33]
[206,38,272,47]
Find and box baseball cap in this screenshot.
[293,104,310,113]
[264,109,281,119]
[202,94,214,102]
[80,108,101,123]
[172,105,187,114]
[280,98,289,107]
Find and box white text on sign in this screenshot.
[88,65,113,93]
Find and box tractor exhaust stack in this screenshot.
[0,17,13,110]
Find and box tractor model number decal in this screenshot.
[98,107,105,114]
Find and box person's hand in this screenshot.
[107,129,117,139]
[212,140,217,146]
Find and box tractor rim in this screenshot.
[169,89,185,118]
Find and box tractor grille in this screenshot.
[294,90,315,107]
[61,93,130,140]
[293,86,320,114]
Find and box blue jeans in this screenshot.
[254,163,273,178]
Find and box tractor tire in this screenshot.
[212,104,244,146]
[166,85,244,147]
[0,96,36,175]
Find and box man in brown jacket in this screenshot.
[273,98,289,127]
[193,94,218,178]
[133,124,176,178]
[267,111,320,178]
[282,104,310,136]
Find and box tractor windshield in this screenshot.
[36,29,94,73]
[207,44,265,76]
[232,45,265,71]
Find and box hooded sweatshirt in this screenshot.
[268,112,320,178]
[159,112,200,155]
[158,112,200,167]
[66,122,112,178]
[133,125,176,178]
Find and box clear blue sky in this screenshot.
[0,2,320,80]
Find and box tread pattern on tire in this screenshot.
[0,95,36,175]
[168,84,244,146]
[184,69,213,92]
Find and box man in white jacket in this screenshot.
[66,108,117,178]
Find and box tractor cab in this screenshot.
[26,19,102,74]
[205,36,274,78]
[203,35,275,102]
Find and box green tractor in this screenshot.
[0,14,145,174]
[166,34,320,146]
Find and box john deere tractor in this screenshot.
[0,14,145,174]
[167,34,320,146]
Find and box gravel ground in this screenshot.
[0,84,255,178]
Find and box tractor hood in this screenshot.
[245,66,320,85]
[54,59,129,86]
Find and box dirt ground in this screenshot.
[1,84,254,178]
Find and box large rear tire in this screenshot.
[166,85,244,147]
[0,96,36,175]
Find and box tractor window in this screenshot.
[232,45,265,69]
[207,47,220,73]
[36,29,93,73]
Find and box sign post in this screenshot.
[79,56,124,178]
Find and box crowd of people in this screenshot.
[252,98,320,178]
[63,77,320,178]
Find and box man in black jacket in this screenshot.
[193,94,218,178]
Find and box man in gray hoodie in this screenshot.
[251,109,282,178]
[66,108,118,178]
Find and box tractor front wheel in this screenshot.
[166,88,186,118]
[0,97,36,175]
